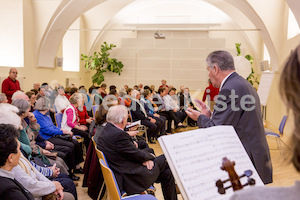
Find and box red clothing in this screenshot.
[202,84,219,102]
[159,85,168,88]
[78,105,89,125]
[1,77,20,103]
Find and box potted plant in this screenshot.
[235,43,259,87]
[81,42,124,85]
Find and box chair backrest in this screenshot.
[279,115,288,134]
[92,105,98,118]
[54,113,63,128]
[92,136,109,166]
[100,159,122,200]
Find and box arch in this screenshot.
[38,0,279,71]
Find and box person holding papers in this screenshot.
[186,50,273,184]
[96,105,177,200]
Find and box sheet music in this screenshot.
[158,126,264,200]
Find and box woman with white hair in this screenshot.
[54,86,70,114]
[0,93,8,103]
[61,93,90,155]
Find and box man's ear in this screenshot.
[213,65,219,75]
[7,154,13,164]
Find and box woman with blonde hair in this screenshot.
[230,45,300,199]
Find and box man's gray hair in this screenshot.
[0,93,6,103]
[106,105,128,124]
[206,50,235,71]
[131,90,140,99]
[11,99,30,116]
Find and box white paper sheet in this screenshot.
[158,126,264,200]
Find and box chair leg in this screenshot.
[97,182,107,200]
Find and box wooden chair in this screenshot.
[92,105,99,118]
[99,159,158,200]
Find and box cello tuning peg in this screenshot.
[216,179,224,188]
[248,178,255,186]
[244,170,253,177]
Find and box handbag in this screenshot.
[54,134,72,141]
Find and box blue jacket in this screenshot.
[33,110,63,140]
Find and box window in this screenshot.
[287,9,300,39]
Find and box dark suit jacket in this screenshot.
[96,123,159,194]
[197,72,273,184]
[130,100,149,122]
[0,176,34,200]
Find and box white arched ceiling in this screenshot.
[38,0,108,68]
[286,0,300,27]
[38,0,279,70]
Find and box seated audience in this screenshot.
[0,93,8,103]
[55,86,70,113]
[94,86,105,105]
[33,97,84,181]
[99,83,107,98]
[25,91,36,112]
[165,88,187,126]
[179,87,197,126]
[141,89,167,136]
[230,44,300,199]
[153,87,183,133]
[11,99,69,174]
[96,105,178,200]
[77,94,94,129]
[36,86,46,100]
[61,93,90,150]
[65,86,71,99]
[130,90,160,143]
[33,83,40,91]
[0,124,34,200]
[69,87,78,96]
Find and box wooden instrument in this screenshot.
[216,157,255,194]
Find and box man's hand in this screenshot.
[127,131,138,137]
[133,141,138,148]
[143,160,154,170]
[149,118,156,124]
[45,141,54,150]
[185,108,201,121]
[27,112,36,122]
[48,163,60,178]
[153,113,160,118]
[193,99,211,118]
[78,125,88,131]
[86,118,93,124]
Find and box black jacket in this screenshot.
[96,123,159,194]
[0,176,34,200]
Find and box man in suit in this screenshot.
[96,105,177,200]
[186,50,273,184]
[130,90,161,144]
